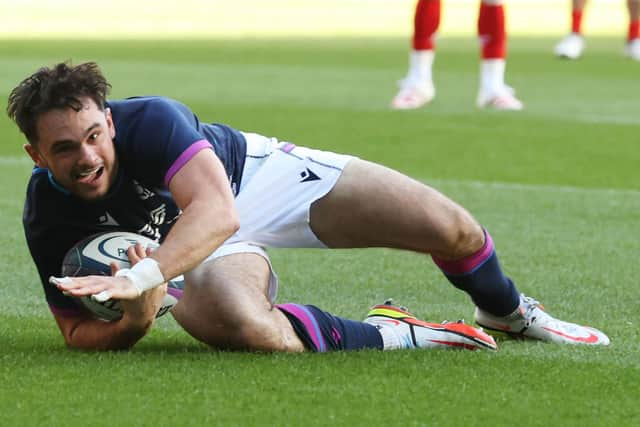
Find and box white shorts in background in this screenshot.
[202,132,355,301]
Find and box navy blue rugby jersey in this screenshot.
[23,96,247,316]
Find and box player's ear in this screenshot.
[105,107,116,139]
[24,143,46,168]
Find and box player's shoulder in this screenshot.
[109,96,197,140]
[26,166,64,196]
[24,168,80,248]
[24,167,87,221]
[107,96,191,118]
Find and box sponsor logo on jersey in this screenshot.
[98,212,119,226]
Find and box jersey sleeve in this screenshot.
[23,173,89,317]
[26,226,89,318]
[123,98,214,187]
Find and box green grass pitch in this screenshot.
[0,37,638,426]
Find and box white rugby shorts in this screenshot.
[202,132,354,301]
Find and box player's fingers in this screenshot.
[52,275,98,289]
[126,246,142,265]
[49,276,86,291]
[110,262,120,276]
[49,276,72,287]
[127,243,144,263]
[49,277,75,296]
[52,275,140,300]
[63,283,106,296]
[134,243,146,259]
[92,290,112,302]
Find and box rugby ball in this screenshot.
[61,231,184,321]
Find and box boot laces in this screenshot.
[520,294,543,328]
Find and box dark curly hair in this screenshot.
[7,61,111,144]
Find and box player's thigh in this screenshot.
[309,158,482,257]
[171,252,290,349]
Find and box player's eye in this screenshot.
[88,132,99,141]
[51,143,74,154]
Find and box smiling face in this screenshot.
[25,97,118,201]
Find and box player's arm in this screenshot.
[52,306,152,351]
[150,147,239,281]
[53,147,238,300]
[51,244,167,351]
[54,98,238,300]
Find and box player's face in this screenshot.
[25,97,118,201]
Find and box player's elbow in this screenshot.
[226,208,240,236]
[215,209,240,244]
[63,333,135,352]
[208,201,240,240]
[57,314,145,351]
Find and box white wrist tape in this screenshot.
[115,257,165,296]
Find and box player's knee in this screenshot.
[233,313,301,352]
[175,300,298,352]
[436,211,484,259]
[209,313,298,352]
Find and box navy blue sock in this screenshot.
[277,303,383,352]
[432,230,520,316]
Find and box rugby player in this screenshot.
[7,62,608,352]
[391,0,523,110]
[554,0,640,60]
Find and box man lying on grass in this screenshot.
[7,62,609,351]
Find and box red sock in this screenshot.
[478,2,506,59]
[629,19,640,41]
[572,9,584,34]
[413,0,441,51]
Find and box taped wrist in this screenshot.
[115,258,165,295]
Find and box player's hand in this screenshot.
[119,283,167,327]
[49,243,162,302]
[50,274,141,301]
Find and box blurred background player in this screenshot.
[555,0,640,60]
[391,0,523,111]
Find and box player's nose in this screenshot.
[77,143,101,165]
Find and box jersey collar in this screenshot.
[46,169,71,196]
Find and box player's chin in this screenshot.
[71,168,113,200]
[73,184,110,201]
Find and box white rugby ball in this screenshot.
[61,231,184,321]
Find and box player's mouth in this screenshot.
[74,165,105,185]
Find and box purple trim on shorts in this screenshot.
[164,139,213,186]
[277,303,326,352]
[280,143,296,153]
[49,304,84,318]
[167,287,183,300]
[432,230,495,275]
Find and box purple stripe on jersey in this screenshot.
[432,231,495,275]
[280,143,296,153]
[164,139,213,186]
[167,287,183,300]
[277,303,326,352]
[49,304,84,318]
